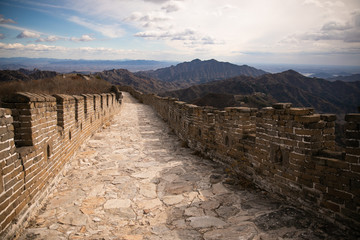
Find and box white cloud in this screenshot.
[0,42,147,59]
[135,28,194,39]
[70,34,95,42]
[303,0,345,8]
[143,0,170,3]
[68,16,124,38]
[0,14,16,24]
[0,42,22,50]
[0,42,63,51]
[36,35,61,42]
[17,30,41,39]
[161,3,181,13]
[292,11,360,43]
[321,21,352,31]
[302,0,324,8]
[352,10,360,27]
[0,23,39,33]
[60,0,358,59]
[2,0,360,64]
[126,11,171,30]
[344,31,360,43]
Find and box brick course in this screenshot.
[0,90,122,238]
[119,85,360,231]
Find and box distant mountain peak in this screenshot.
[161,70,360,116]
[136,58,267,87]
[282,69,300,74]
[191,59,201,63]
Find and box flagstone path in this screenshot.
[18,92,356,240]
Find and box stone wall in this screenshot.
[120,86,360,231]
[0,91,122,238]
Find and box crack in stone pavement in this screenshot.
[18,92,356,240]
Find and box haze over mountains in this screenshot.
[0,68,57,82]
[95,59,267,92]
[0,58,176,73]
[162,70,360,116]
[136,59,266,86]
[95,69,179,94]
[0,58,359,119]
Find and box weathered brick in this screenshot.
[321,200,340,212]
[345,154,359,164]
[351,164,360,173]
[341,207,360,222]
[325,158,349,169]
[273,103,292,109]
[346,131,360,139]
[346,139,360,148]
[289,108,313,116]
[328,188,353,200]
[295,128,322,136]
[345,114,360,122]
[295,114,321,123]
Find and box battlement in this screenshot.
[0,90,122,237]
[120,86,360,230]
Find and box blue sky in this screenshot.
[0,0,360,66]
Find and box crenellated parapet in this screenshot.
[119,86,359,231]
[0,91,122,238]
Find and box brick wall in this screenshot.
[0,91,122,238]
[121,86,360,231]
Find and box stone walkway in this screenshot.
[18,92,356,240]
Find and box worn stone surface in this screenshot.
[18,92,358,240]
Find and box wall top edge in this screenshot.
[2,92,114,104]
[3,92,56,103]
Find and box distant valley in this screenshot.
[136,59,266,87]
[161,70,360,117]
[0,58,359,120]
[96,59,267,93]
[0,57,176,73]
[0,68,57,82]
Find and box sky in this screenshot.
[0,0,360,66]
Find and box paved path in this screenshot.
[19,92,354,240]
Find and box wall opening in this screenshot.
[46,144,51,160]
[225,136,230,147]
[56,99,63,128]
[75,98,79,122]
[101,96,103,109]
[275,147,282,163]
[198,129,202,137]
[270,145,286,164]
[69,131,72,141]
[107,95,109,106]
[93,96,96,111]
[0,170,3,194]
[84,96,88,119]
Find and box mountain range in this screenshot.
[94,59,267,93]
[328,74,360,82]
[0,58,176,73]
[161,70,360,116]
[136,59,266,88]
[1,59,359,119]
[0,68,57,82]
[94,69,179,94]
